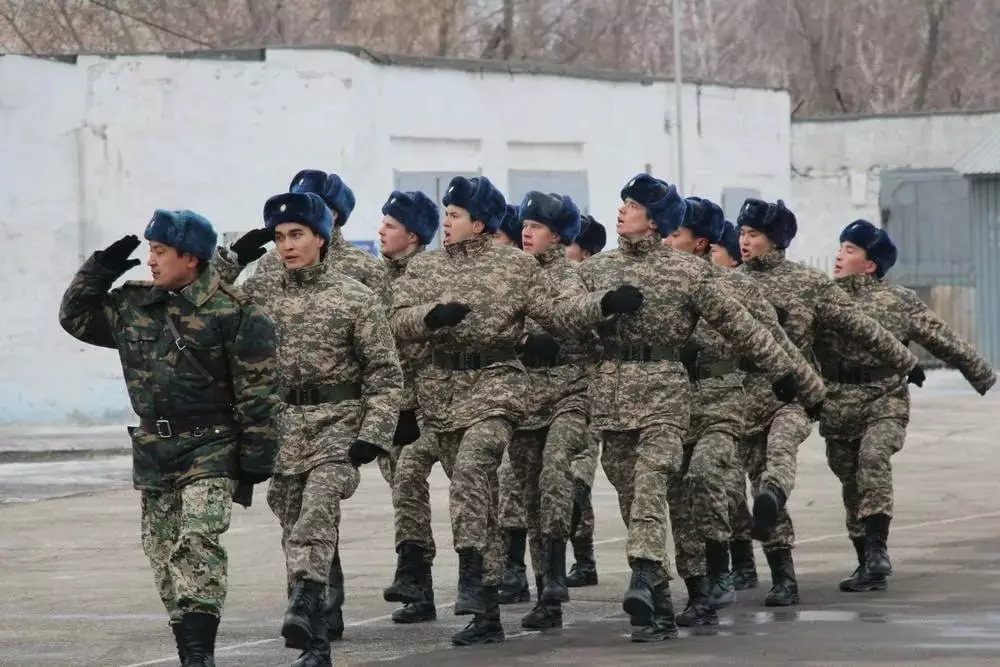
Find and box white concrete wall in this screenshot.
[0,48,790,425]
[789,111,1000,269]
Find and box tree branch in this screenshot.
[88,0,216,48]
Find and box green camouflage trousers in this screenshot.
[267,463,360,586]
[571,428,600,541]
[498,446,526,530]
[601,422,685,580]
[393,418,514,586]
[727,454,754,542]
[392,431,445,563]
[825,420,906,538]
[141,477,236,621]
[738,402,812,552]
[378,446,399,487]
[507,410,588,574]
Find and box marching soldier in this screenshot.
[665,198,825,626]
[217,192,403,666]
[819,220,995,592]
[709,221,759,590]
[59,211,281,667]
[566,215,608,588]
[376,190,446,624]
[554,174,816,642]
[736,198,920,607]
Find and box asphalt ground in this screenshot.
[1,369,998,666]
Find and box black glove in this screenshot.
[771,373,799,403]
[393,409,421,447]
[349,439,381,467]
[424,302,471,330]
[907,364,926,387]
[804,400,824,421]
[231,228,273,265]
[95,235,141,273]
[600,285,644,316]
[522,333,561,367]
[232,480,255,508]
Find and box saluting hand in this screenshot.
[95,235,142,274]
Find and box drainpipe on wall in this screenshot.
[75,125,88,264]
[672,0,685,195]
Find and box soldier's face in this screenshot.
[739,227,772,261]
[617,199,656,239]
[710,243,739,268]
[565,243,588,262]
[443,205,483,246]
[665,227,708,254]
[274,222,324,269]
[522,220,559,255]
[378,215,417,257]
[147,242,199,290]
[834,241,877,278]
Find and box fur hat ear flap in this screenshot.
[574,215,607,255]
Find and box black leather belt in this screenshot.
[139,412,236,439]
[603,342,682,363]
[431,349,519,371]
[281,382,362,406]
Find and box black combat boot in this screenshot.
[179,612,218,667]
[839,536,887,592]
[498,529,531,604]
[622,559,661,626]
[567,536,598,587]
[383,541,427,604]
[541,538,570,604]
[325,549,345,641]
[392,560,438,623]
[675,576,718,627]
[863,514,893,576]
[282,580,325,649]
[751,485,787,541]
[729,539,759,590]
[764,549,800,607]
[291,601,332,667]
[630,582,679,642]
[451,585,506,646]
[454,548,486,616]
[171,620,186,663]
[521,575,563,630]
[705,540,736,608]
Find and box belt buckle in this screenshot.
[155,418,172,438]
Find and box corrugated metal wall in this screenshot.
[971,176,1000,368]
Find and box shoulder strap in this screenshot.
[164,314,215,382]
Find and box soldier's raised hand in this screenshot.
[231,227,274,266]
[424,302,471,330]
[95,234,142,273]
[600,285,644,316]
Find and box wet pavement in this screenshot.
[1,369,999,666]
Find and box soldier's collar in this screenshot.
[746,248,786,271]
[330,227,349,249]
[445,234,490,258]
[536,244,565,266]
[618,233,662,256]
[282,260,327,286]
[834,272,879,293]
[385,244,423,267]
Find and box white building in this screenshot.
[0,46,792,425]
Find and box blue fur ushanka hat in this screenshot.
[736,198,797,249]
[442,175,507,232]
[289,169,356,226]
[144,209,217,261]
[518,191,582,244]
[263,192,333,245]
[716,221,742,265]
[620,173,688,237]
[840,219,898,277]
[684,196,725,241]
[382,190,440,246]
[496,204,523,248]
[574,215,607,255]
